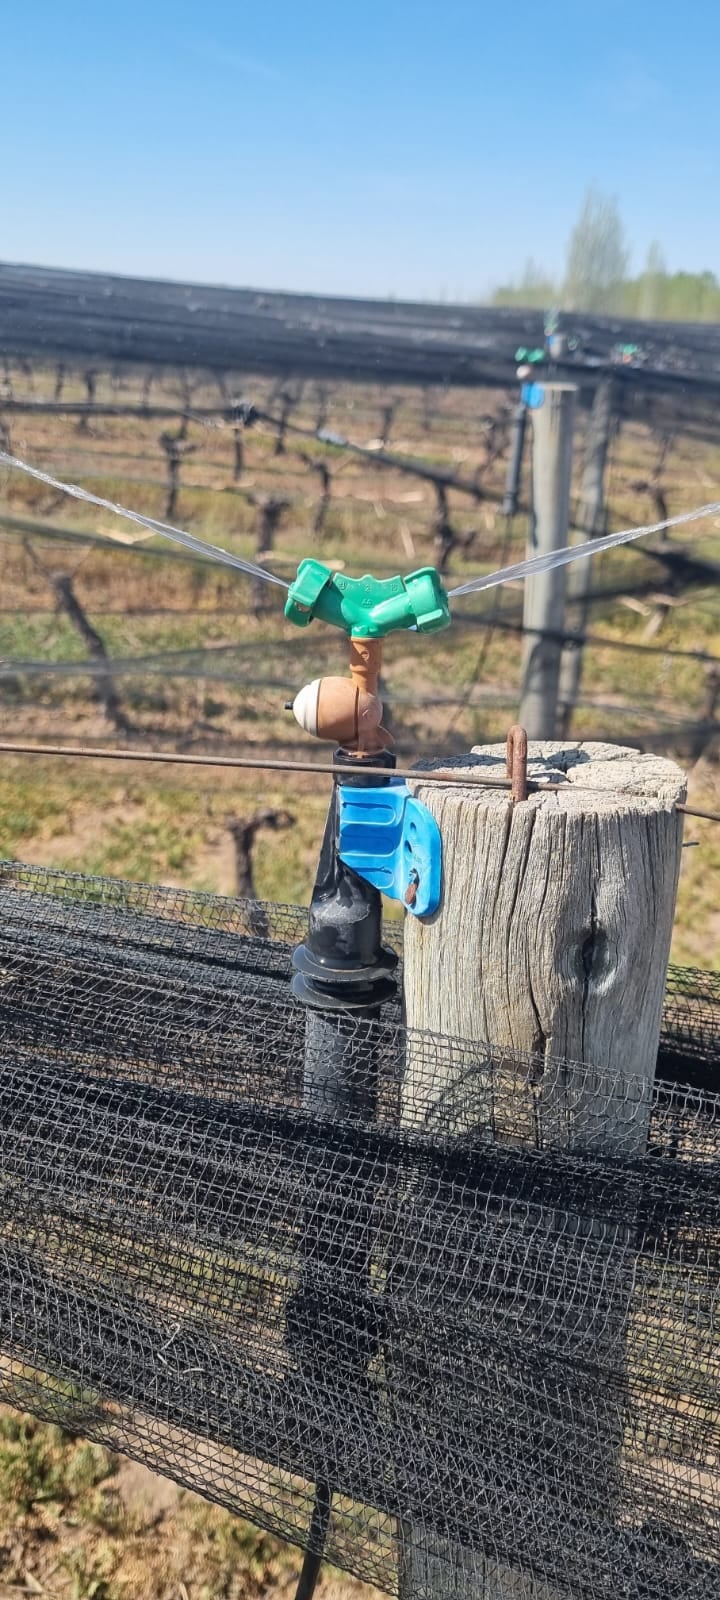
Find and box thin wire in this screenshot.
[0,393,493,499]
[0,452,289,590]
[2,518,699,608]
[2,603,717,667]
[0,516,229,566]
[0,739,717,821]
[470,612,720,665]
[5,663,706,728]
[276,418,488,499]
[3,455,719,664]
[448,501,720,598]
[191,402,490,501]
[445,512,517,734]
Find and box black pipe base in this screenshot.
[293,747,398,1018]
[292,961,397,1013]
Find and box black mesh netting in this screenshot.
[0,858,718,1599]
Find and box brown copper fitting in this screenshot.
[290,636,391,755]
[344,637,391,753]
[348,637,383,699]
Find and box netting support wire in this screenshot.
[0,739,718,822]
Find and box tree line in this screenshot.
[493,189,720,322]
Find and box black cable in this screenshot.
[293,1481,333,1600]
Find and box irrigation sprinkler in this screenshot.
[286,562,449,1091]
[283,562,449,1599]
[286,560,449,945]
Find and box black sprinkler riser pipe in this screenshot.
[292,748,398,1019]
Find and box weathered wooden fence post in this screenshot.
[399,739,685,1599]
[519,384,577,738]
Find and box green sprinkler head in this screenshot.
[515,346,546,366]
[285,559,451,639]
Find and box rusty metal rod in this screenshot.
[506,724,529,803]
[0,739,716,820]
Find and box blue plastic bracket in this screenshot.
[337,780,442,919]
[521,381,545,409]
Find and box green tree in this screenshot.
[637,241,667,319]
[562,189,629,313]
[493,257,558,310]
[491,218,720,324]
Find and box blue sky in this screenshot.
[3,1,718,300]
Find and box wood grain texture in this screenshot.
[404,741,685,1146]
[398,741,685,1599]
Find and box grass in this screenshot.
[672,760,720,969]
[0,359,717,1591]
[0,758,328,905]
[0,1406,380,1600]
[0,1413,111,1515]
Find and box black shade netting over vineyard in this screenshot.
[0,859,718,1600]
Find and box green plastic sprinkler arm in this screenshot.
[285,559,451,639]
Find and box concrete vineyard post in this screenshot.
[519,385,577,739]
[558,378,615,736]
